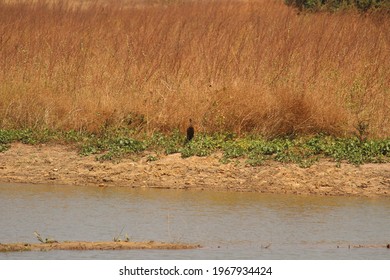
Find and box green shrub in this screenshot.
[284,0,390,12]
[180,134,222,158]
[1,129,389,166]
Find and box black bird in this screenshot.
[186,119,194,142]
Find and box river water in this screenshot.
[0,183,389,259]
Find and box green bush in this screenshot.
[1,129,389,166]
[284,0,390,12]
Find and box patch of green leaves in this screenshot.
[0,129,55,150]
[145,130,183,155]
[81,136,145,161]
[1,129,389,166]
[320,137,390,165]
[0,129,83,149]
[284,0,389,12]
[221,135,390,167]
[180,134,224,158]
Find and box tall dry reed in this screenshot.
[0,0,389,138]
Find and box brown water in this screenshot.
[0,183,389,259]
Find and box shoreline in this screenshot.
[0,241,200,252]
[1,143,390,197]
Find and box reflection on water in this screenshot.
[0,183,389,259]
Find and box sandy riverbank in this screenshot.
[0,241,199,252]
[0,143,389,197]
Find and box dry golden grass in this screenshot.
[0,0,389,138]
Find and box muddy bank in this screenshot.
[0,143,389,197]
[0,241,200,252]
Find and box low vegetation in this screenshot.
[113,227,131,242]
[34,231,58,244]
[285,0,390,12]
[1,129,389,167]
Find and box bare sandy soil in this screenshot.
[1,143,390,197]
[0,241,199,252]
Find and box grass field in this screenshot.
[0,0,389,138]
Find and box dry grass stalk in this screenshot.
[0,0,389,138]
